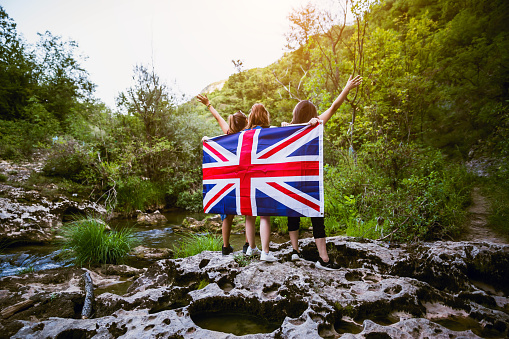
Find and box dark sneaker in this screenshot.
[315,257,340,270]
[291,249,303,261]
[222,245,234,256]
[242,242,249,254]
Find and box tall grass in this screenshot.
[173,233,222,258]
[60,217,138,266]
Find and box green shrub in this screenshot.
[175,189,203,212]
[324,217,343,236]
[300,217,312,230]
[0,173,8,182]
[173,233,222,258]
[17,266,35,275]
[484,160,509,236]
[0,106,59,160]
[197,279,209,289]
[272,216,288,234]
[60,217,137,266]
[116,176,165,214]
[42,137,100,185]
[324,141,474,241]
[345,218,386,239]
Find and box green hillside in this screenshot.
[1,0,508,241]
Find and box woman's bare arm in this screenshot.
[318,75,362,125]
[197,94,229,134]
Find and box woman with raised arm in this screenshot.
[197,94,248,256]
[282,74,362,270]
[243,103,277,262]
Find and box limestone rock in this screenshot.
[136,210,168,225]
[0,154,107,244]
[0,186,106,243]
[132,246,173,260]
[181,215,223,233]
[2,238,507,338]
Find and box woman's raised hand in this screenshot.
[345,75,363,91]
[197,94,210,106]
[281,122,290,127]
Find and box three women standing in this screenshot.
[198,74,362,268]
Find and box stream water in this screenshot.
[0,210,251,278]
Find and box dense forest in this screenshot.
[1,0,508,242]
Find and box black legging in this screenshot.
[288,216,326,239]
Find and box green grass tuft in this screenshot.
[233,253,255,267]
[60,216,138,266]
[172,233,222,258]
[197,279,209,289]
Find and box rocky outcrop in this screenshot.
[0,156,107,244]
[132,246,173,261]
[179,215,245,234]
[2,237,508,338]
[181,215,222,233]
[0,184,106,243]
[136,210,168,225]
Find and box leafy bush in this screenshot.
[324,140,474,241]
[484,159,509,236]
[173,233,222,258]
[345,219,386,239]
[197,279,209,289]
[115,176,166,214]
[17,266,35,275]
[272,216,288,234]
[324,218,342,237]
[60,217,137,266]
[175,189,203,212]
[0,119,47,159]
[42,137,100,185]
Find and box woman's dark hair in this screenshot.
[228,110,247,133]
[291,100,318,124]
[246,103,270,129]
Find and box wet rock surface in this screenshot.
[1,237,508,338]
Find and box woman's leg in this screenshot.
[315,237,329,262]
[245,215,257,249]
[259,216,271,253]
[222,215,234,247]
[288,217,301,251]
[312,217,329,261]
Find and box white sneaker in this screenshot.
[246,246,261,256]
[260,251,277,262]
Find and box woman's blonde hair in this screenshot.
[246,103,270,129]
[228,110,247,134]
[291,100,318,124]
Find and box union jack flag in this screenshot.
[202,123,324,217]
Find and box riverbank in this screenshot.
[2,237,508,338]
